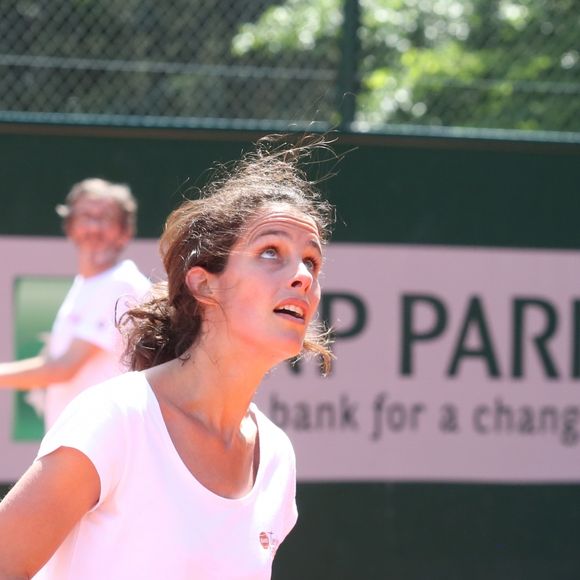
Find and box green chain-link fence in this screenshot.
[1,0,578,135]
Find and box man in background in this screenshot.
[0,178,151,429]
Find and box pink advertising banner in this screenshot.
[1,238,579,482]
[0,236,162,481]
[254,244,580,483]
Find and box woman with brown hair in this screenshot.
[0,135,334,579]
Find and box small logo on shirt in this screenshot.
[259,532,270,549]
[259,531,280,556]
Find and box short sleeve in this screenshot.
[36,382,128,509]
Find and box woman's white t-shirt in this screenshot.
[34,372,298,580]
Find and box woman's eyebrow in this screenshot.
[251,229,323,256]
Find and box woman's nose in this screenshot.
[290,261,313,291]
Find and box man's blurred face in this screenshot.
[66,196,131,265]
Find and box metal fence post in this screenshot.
[338,0,360,132]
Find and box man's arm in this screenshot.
[0,447,100,578]
[0,339,102,390]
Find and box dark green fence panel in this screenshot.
[1,126,579,248]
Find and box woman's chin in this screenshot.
[276,343,303,364]
[264,340,303,367]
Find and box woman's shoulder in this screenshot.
[64,371,151,420]
[39,372,153,462]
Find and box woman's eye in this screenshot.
[304,257,319,272]
[261,247,278,260]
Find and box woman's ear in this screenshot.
[185,266,217,305]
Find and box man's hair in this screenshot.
[56,177,138,232]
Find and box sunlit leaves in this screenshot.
[233,0,580,131]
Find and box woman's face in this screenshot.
[209,206,323,364]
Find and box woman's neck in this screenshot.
[147,344,270,444]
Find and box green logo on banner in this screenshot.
[12,276,72,441]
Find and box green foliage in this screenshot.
[232,0,342,56]
[232,0,580,132]
[2,0,577,130]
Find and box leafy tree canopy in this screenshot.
[232,0,580,132]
